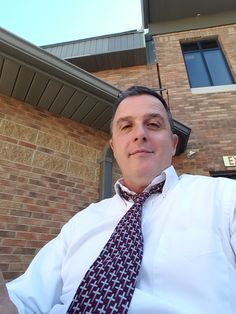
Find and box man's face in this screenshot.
[110,94,178,193]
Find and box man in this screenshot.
[1,85,236,313]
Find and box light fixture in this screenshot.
[187,150,197,158]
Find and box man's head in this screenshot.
[111,86,175,134]
[110,86,178,193]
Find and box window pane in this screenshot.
[182,42,199,52]
[184,52,211,87]
[201,40,218,50]
[204,50,234,85]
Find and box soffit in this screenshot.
[142,0,236,27]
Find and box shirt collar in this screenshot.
[115,165,179,198]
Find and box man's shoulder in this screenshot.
[63,194,121,234]
[71,193,121,220]
[179,173,236,189]
[89,194,121,210]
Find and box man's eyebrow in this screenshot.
[114,113,166,126]
[115,116,133,125]
[143,113,165,123]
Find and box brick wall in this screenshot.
[153,24,236,175]
[0,93,110,280]
[94,64,160,90]
[94,24,236,176]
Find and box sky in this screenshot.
[0,0,143,46]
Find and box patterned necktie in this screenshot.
[67,181,164,314]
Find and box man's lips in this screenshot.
[129,149,153,156]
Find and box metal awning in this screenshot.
[41,30,147,72]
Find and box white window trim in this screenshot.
[191,84,236,94]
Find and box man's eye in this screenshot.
[121,124,131,130]
[148,123,161,128]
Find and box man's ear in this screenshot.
[172,134,179,156]
[109,139,114,151]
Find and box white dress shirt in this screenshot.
[7,166,236,314]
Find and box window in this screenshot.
[181,39,234,88]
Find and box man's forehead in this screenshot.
[114,95,167,120]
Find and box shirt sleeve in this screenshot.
[6,219,74,314]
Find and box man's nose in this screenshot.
[133,125,147,141]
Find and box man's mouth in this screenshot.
[129,149,153,156]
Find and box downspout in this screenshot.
[145,32,164,98]
[156,62,163,97]
[156,55,169,106]
[100,144,113,199]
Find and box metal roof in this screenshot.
[0,27,120,133]
[41,31,147,72]
[142,0,236,29]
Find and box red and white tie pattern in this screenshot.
[67,181,164,314]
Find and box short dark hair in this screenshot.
[111,85,175,134]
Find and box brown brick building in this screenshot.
[94,1,236,177]
[1,0,236,280]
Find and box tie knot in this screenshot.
[120,181,165,205]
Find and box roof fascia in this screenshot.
[0,27,120,104]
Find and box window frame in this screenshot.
[181,38,235,88]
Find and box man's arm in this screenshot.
[0,271,18,314]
